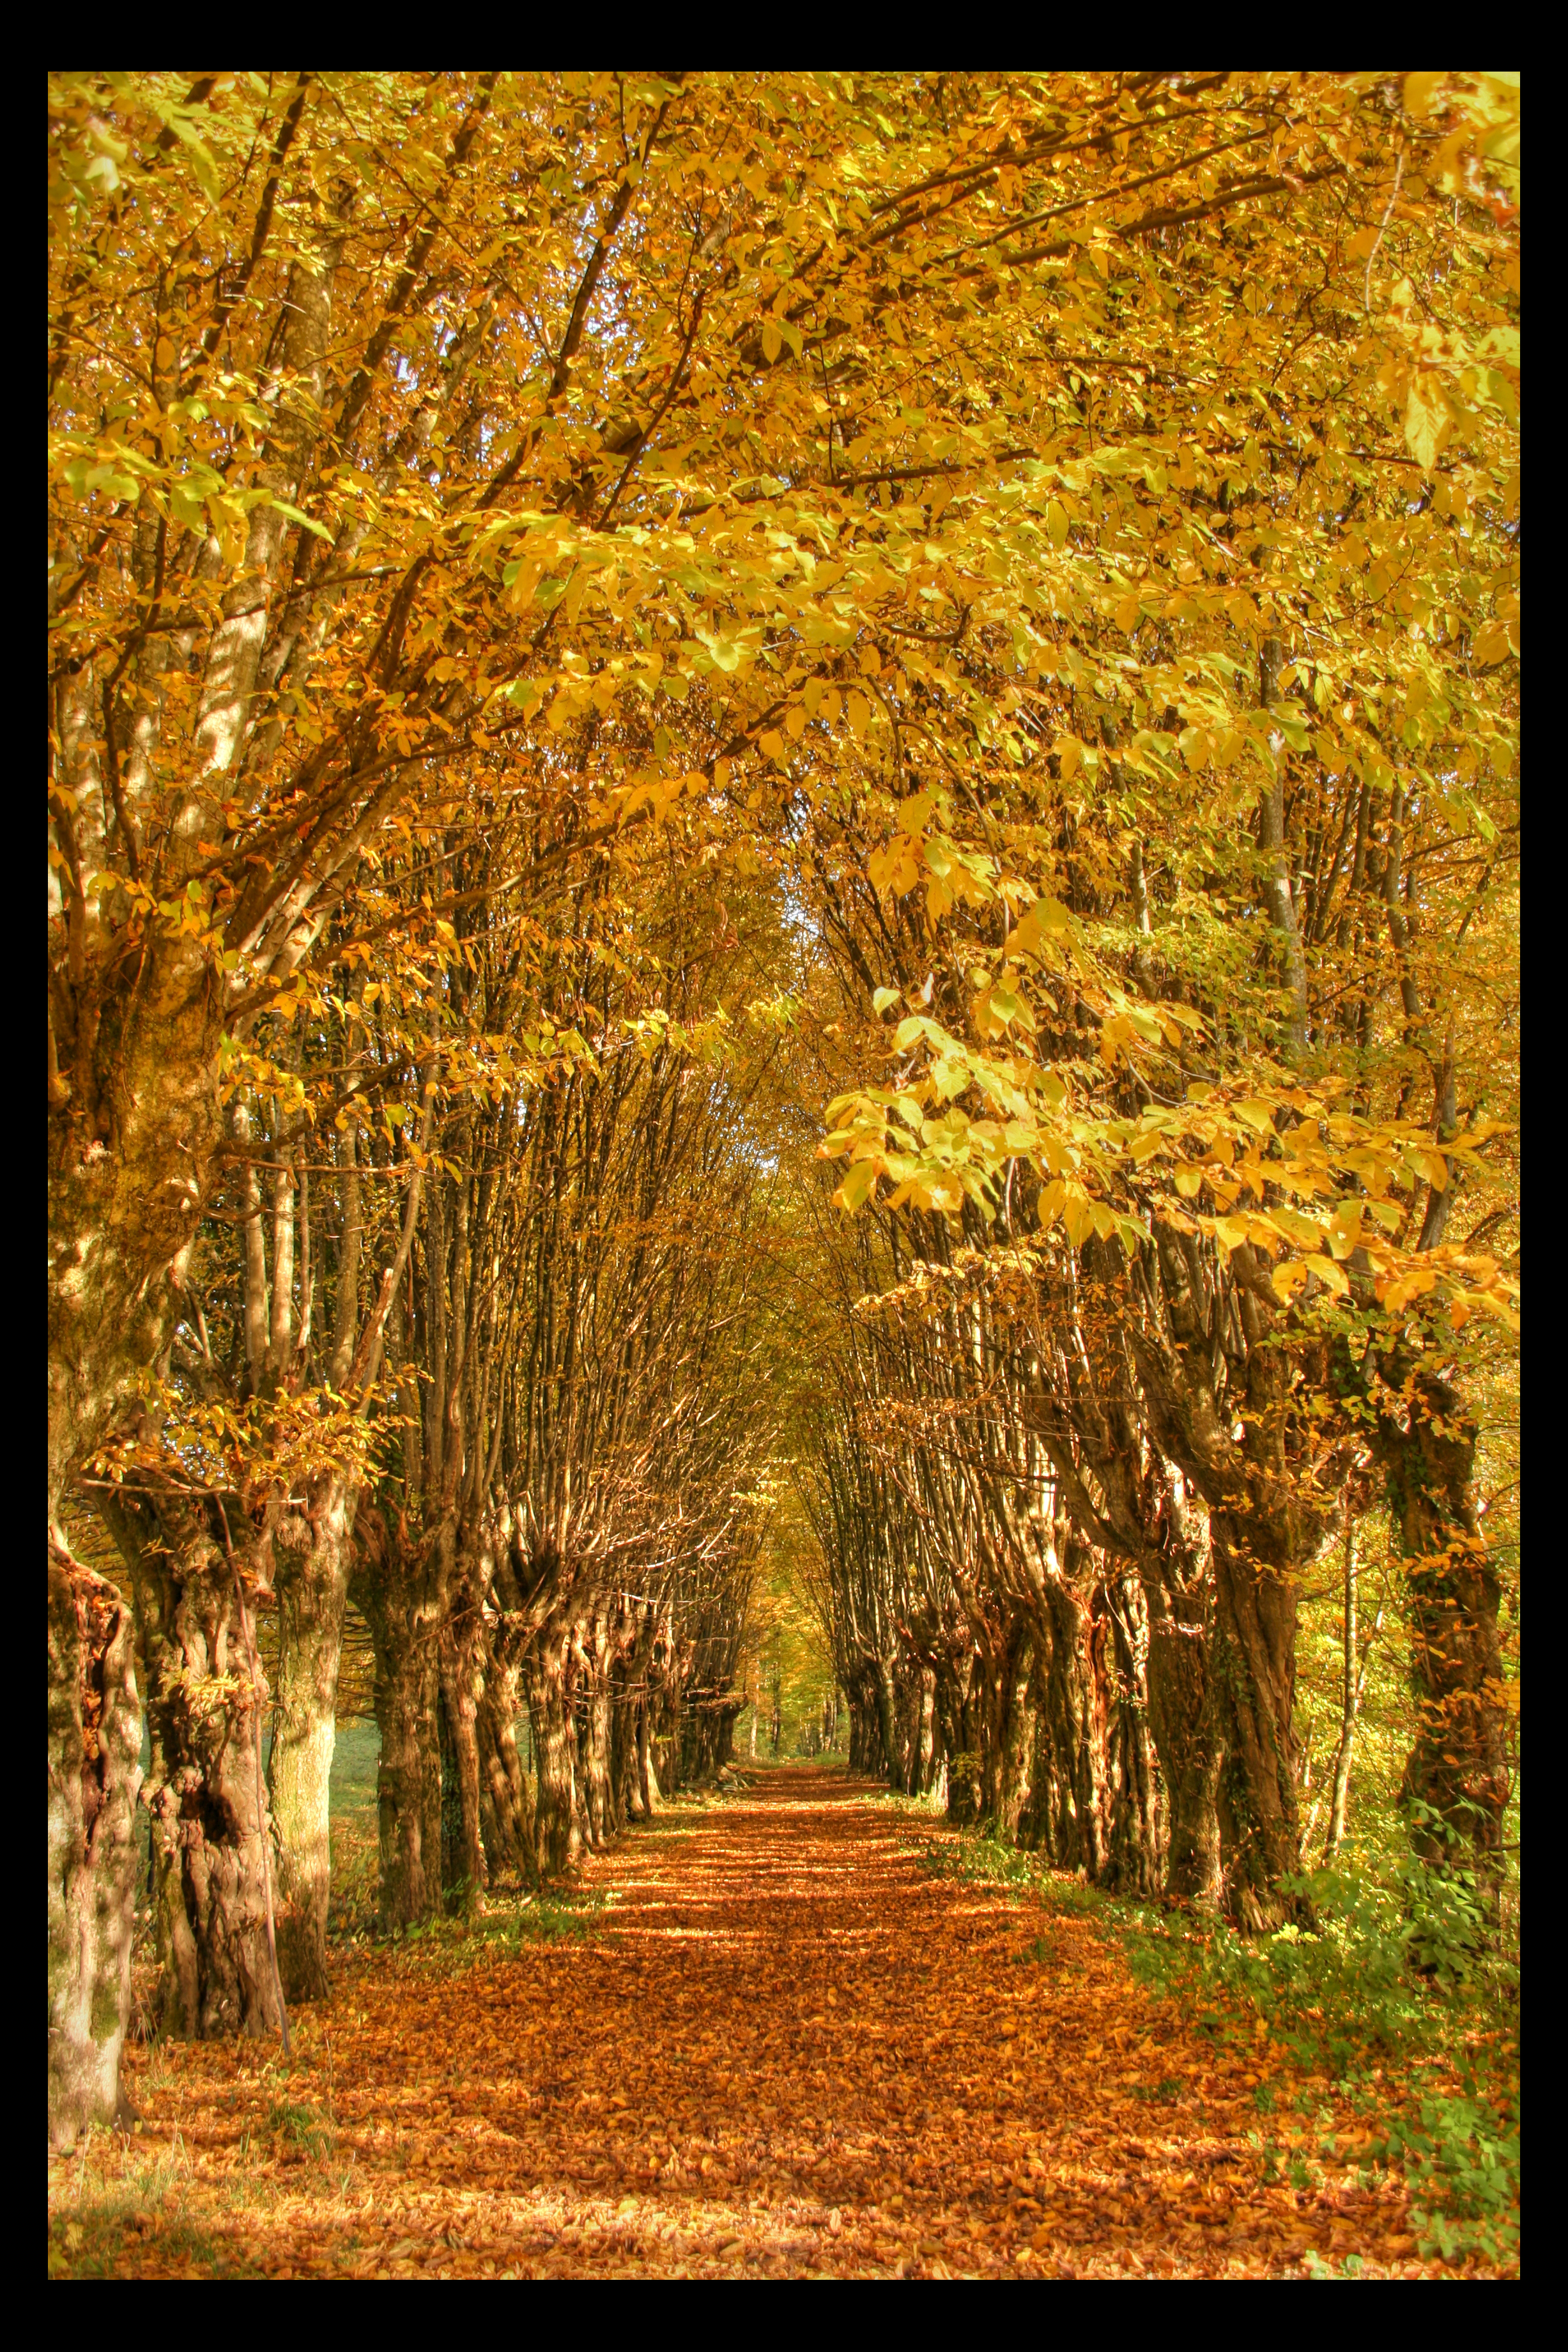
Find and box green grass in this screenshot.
[265,2095,337,2160]
[325,1717,382,1938]
[47,2132,245,2280]
[379,1882,612,1975]
[906,1817,1519,2268]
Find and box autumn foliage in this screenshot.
[49,71,1518,2270]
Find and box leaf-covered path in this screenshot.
[56,1769,1431,2278]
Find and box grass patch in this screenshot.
[265,2096,337,2161]
[379,1883,612,1974]
[912,1825,1036,1892]
[911,1820,1519,2270]
[872,1782,949,1818]
[47,2130,247,2280]
[1120,1861,1519,2266]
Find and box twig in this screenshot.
[1363,151,1405,317]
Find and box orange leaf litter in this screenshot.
[52,1769,1449,2277]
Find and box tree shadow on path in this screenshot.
[50,1767,1445,2277]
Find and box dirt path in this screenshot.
[52,1769,1424,2277]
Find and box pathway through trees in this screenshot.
[58,1770,1434,2278]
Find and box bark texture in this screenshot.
[133,1536,282,2038]
[1381,1368,1510,1877]
[268,1477,357,1999]
[47,1541,144,2149]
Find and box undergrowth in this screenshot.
[47,2129,254,2280]
[380,1883,611,1973]
[911,1819,1519,2270]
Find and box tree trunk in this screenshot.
[47,1539,144,2150]
[475,1644,538,1887]
[436,1558,488,1910]
[1210,1520,1304,1923]
[47,946,224,2146]
[130,1534,282,2040]
[527,1624,581,1878]
[268,1477,355,2000]
[637,1695,663,1817]
[1034,1567,1110,1878]
[1103,1573,1161,1895]
[938,1654,988,1827]
[998,1627,1038,1842]
[1123,1231,1319,1919]
[357,1543,442,1931]
[1323,1509,1360,1863]
[1143,1567,1224,1905]
[578,1613,614,1848]
[1384,1370,1510,1881]
[437,1684,466,1908]
[875,1659,905,1794]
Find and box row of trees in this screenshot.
[88,853,776,2043]
[785,266,1519,1910]
[50,70,1518,2150]
[773,72,1519,1907]
[799,1180,1513,1920]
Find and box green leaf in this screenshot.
[266,497,336,543]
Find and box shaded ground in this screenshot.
[52,1769,1452,2277]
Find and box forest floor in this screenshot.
[49,1767,1502,2279]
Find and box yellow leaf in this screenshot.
[847,691,872,737]
[833,1158,877,1213]
[761,319,782,364]
[1267,1204,1323,1248]
[1045,500,1068,549]
[912,1175,962,1213]
[1404,373,1450,473]
[1061,1190,1093,1248]
[1009,896,1070,960]
[1305,1254,1349,1295]
[759,730,787,763]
